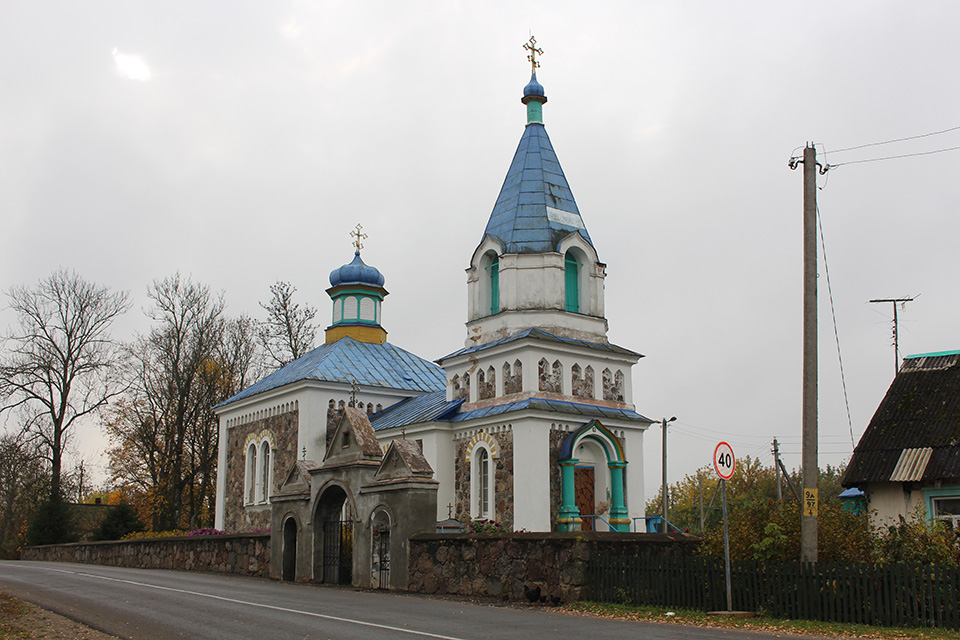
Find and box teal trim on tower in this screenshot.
[482,75,593,254]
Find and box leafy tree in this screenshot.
[876,505,960,565]
[0,269,130,500]
[92,501,144,541]
[258,281,316,371]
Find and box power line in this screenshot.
[828,145,960,169]
[827,125,960,154]
[816,202,856,449]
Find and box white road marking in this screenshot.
[27,564,468,640]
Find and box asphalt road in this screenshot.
[1,561,796,639]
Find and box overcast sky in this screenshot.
[3,1,959,507]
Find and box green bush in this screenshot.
[26,495,78,546]
[92,502,145,541]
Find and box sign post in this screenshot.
[714,442,736,612]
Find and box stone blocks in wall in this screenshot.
[408,532,700,602]
[23,534,271,577]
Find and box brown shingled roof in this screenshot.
[843,352,960,486]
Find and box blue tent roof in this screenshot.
[438,328,642,362]
[219,337,445,406]
[482,123,592,254]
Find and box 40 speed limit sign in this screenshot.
[714,442,736,480]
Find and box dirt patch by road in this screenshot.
[0,592,117,640]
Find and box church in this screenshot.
[214,45,653,536]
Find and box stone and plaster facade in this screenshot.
[269,409,438,589]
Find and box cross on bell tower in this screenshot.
[523,36,544,74]
[350,223,367,252]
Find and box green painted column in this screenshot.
[557,458,580,532]
[608,461,629,532]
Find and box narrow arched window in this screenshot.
[260,441,271,503]
[565,251,580,313]
[488,254,499,315]
[477,448,490,518]
[246,444,257,504]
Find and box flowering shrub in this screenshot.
[464,519,503,533]
[122,530,186,540]
[187,527,226,536]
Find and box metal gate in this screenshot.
[322,520,353,585]
[372,526,390,589]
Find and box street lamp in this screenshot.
[662,416,677,533]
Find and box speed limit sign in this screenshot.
[714,442,736,480]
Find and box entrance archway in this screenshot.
[314,484,353,584]
[558,420,629,532]
[282,516,297,581]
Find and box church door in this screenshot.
[574,467,595,531]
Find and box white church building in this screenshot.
[214,59,653,534]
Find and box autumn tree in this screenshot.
[258,281,316,371]
[0,433,49,555]
[105,276,260,531]
[0,269,129,501]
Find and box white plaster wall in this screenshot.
[621,427,647,525]
[214,416,229,530]
[512,418,552,531]
[868,482,925,527]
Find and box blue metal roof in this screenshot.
[482,123,593,254]
[219,337,445,406]
[449,397,650,423]
[369,391,462,431]
[438,328,642,362]
[329,251,385,288]
[371,391,650,431]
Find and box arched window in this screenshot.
[489,255,499,315]
[246,444,257,505]
[478,448,490,517]
[565,250,580,313]
[259,441,271,503]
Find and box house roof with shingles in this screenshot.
[843,351,960,486]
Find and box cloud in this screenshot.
[111,47,152,81]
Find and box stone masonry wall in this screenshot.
[224,409,298,532]
[24,534,271,577]
[408,532,700,602]
[454,430,514,529]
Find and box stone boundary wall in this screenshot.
[22,533,271,578]
[408,531,700,602]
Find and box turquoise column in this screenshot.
[557,458,580,532]
[608,461,629,532]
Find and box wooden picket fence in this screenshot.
[586,555,960,630]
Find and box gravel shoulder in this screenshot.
[0,592,118,640]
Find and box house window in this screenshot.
[565,251,580,313]
[933,497,960,529]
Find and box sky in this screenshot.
[2,1,959,508]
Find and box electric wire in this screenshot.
[816,202,857,449]
[827,125,960,154]
[828,145,960,169]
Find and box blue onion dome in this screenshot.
[329,251,385,287]
[523,73,545,99]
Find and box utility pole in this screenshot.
[869,297,915,376]
[661,416,676,533]
[790,143,819,563]
[772,438,782,500]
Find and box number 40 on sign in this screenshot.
[714,442,736,480]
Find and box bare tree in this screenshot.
[258,281,317,370]
[0,269,130,501]
[105,275,258,530]
[0,432,49,555]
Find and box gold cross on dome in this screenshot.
[524,36,544,74]
[350,223,367,252]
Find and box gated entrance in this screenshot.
[322,520,353,584]
[371,510,391,589]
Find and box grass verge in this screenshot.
[566,602,960,639]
